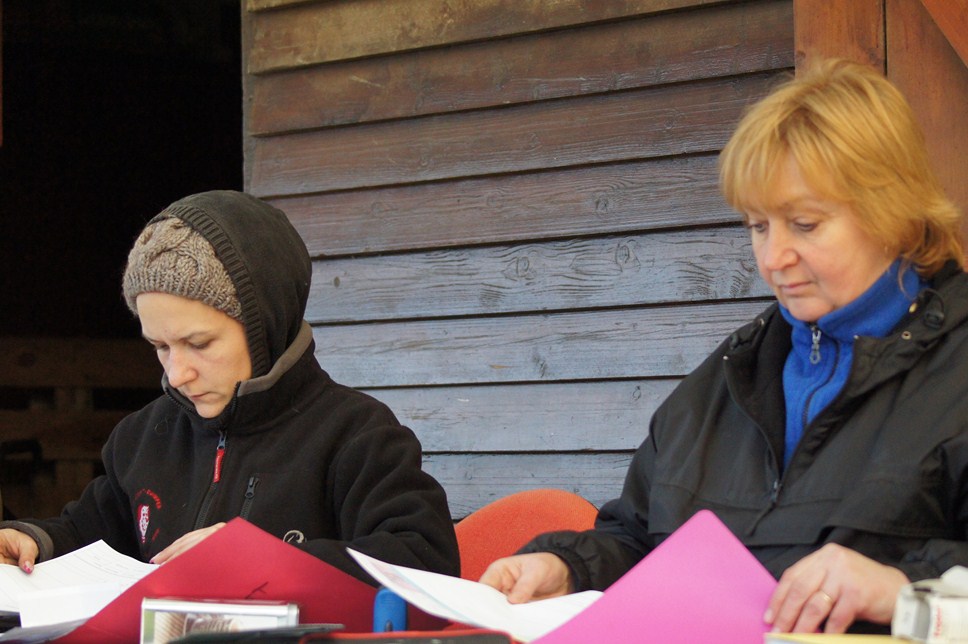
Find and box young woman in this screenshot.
[0,190,459,583]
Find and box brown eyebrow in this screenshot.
[141,331,211,345]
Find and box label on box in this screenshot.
[141,597,299,644]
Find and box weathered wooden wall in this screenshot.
[242,0,793,518]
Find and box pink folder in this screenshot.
[52,517,443,643]
[535,509,777,643]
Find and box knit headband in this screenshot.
[122,215,242,321]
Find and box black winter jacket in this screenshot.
[528,264,968,598]
[3,191,459,582]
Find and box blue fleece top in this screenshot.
[779,260,926,469]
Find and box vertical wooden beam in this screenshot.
[793,0,885,72]
[886,0,968,234]
[919,0,968,68]
[794,0,967,249]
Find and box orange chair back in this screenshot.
[454,488,598,582]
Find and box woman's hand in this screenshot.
[150,522,226,564]
[478,552,573,604]
[765,543,909,633]
[0,529,39,573]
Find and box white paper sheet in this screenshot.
[0,540,156,627]
[347,548,602,642]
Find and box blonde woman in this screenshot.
[481,59,967,635]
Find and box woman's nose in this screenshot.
[165,349,196,388]
[760,229,797,271]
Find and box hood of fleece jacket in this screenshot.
[150,190,311,377]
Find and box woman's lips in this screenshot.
[777,280,810,294]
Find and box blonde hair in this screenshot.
[719,58,963,276]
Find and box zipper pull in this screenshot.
[746,479,783,537]
[245,476,259,500]
[213,432,227,483]
[809,325,822,365]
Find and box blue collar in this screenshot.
[777,260,928,469]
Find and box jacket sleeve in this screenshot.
[298,422,460,584]
[0,520,54,562]
[897,540,968,582]
[520,428,660,592]
[895,438,968,582]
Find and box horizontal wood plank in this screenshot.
[247,0,736,73]
[424,452,631,518]
[276,154,733,257]
[313,300,769,388]
[247,0,315,9]
[369,380,675,452]
[0,338,161,389]
[248,0,793,134]
[0,409,119,459]
[309,226,769,323]
[248,73,778,196]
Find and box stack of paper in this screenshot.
[0,540,157,630]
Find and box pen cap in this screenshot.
[372,587,407,632]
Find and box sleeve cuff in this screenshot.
[517,532,591,592]
[0,520,54,563]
